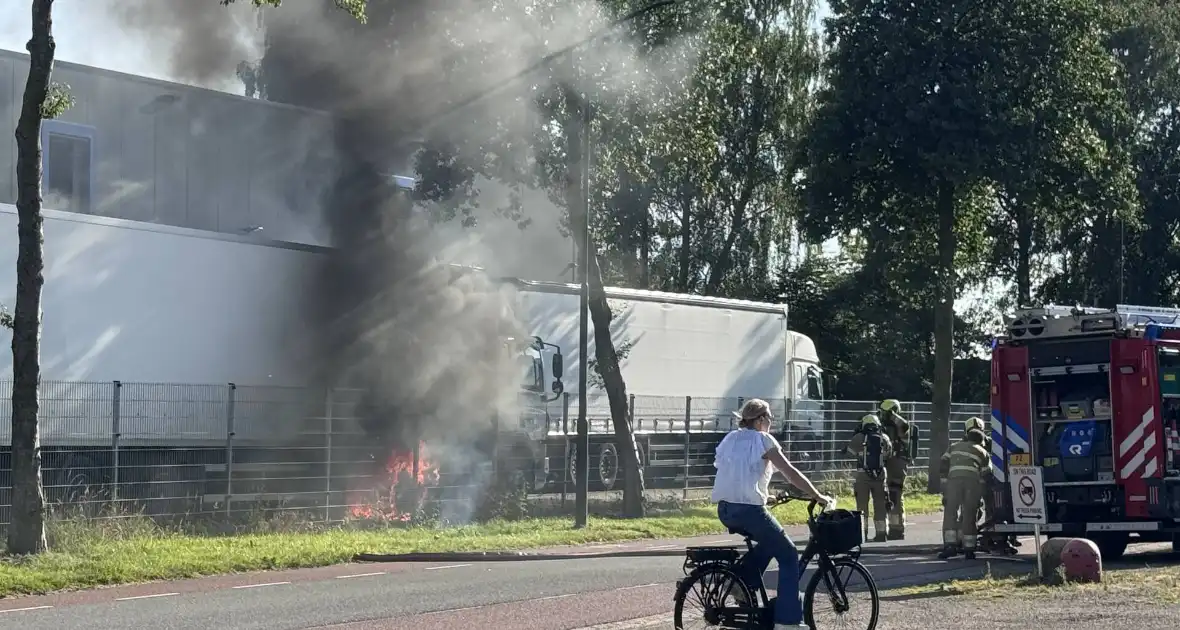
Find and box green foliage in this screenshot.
[228,0,1180,406]
[39,82,72,119]
[0,306,12,330]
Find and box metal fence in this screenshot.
[0,380,988,527]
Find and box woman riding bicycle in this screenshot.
[712,398,835,630]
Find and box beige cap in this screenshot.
[732,398,772,422]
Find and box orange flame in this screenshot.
[349,441,439,522]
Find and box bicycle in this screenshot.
[672,493,880,630]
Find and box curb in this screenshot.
[354,543,944,563]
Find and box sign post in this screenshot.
[1008,465,1047,577]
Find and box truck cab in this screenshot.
[990,304,1180,558]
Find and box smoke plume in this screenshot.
[106,0,698,468]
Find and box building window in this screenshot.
[41,121,95,214]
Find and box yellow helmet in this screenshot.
[861,413,880,426]
[879,399,901,412]
[964,417,985,433]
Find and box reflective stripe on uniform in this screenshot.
[947,441,989,478]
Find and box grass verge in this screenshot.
[0,491,941,598]
[891,563,1180,604]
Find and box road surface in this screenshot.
[0,514,998,630]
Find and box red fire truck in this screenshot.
[989,304,1180,559]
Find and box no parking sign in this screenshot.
[1008,465,1046,525]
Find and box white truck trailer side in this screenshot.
[505,279,826,490]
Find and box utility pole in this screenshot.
[575,96,592,528]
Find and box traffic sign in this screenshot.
[1009,465,1046,525]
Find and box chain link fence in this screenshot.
[0,380,987,527]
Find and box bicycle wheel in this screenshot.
[673,565,757,629]
[802,557,879,630]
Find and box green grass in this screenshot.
[890,563,1180,604]
[0,492,942,598]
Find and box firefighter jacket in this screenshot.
[939,439,992,481]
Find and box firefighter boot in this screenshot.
[872,520,887,543]
[964,548,977,560]
[937,544,960,560]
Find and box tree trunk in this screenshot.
[1015,200,1032,306]
[9,0,55,556]
[565,91,645,517]
[639,199,650,289]
[926,176,956,495]
[677,178,691,291]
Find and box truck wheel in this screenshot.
[567,442,579,485]
[1089,532,1129,561]
[598,443,619,491]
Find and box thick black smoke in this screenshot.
[105,0,701,466]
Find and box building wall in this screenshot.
[0,49,336,247]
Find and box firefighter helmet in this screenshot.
[861,413,880,427]
[879,399,901,412]
[964,417,985,433]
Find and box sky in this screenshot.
[0,0,255,93]
[0,1,1002,333]
[0,1,833,90]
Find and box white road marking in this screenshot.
[570,614,673,629]
[0,606,52,613]
[424,563,472,571]
[232,581,291,589]
[533,593,579,602]
[116,593,178,601]
[615,583,661,591]
[336,571,387,579]
[644,544,678,550]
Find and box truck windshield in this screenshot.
[517,355,542,392]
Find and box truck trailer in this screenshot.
[989,304,1180,558]
[0,204,824,510]
[507,278,826,491]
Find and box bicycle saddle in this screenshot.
[727,526,753,538]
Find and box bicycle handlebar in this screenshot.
[767,492,834,519]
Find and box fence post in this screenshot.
[561,391,570,508]
[324,388,333,522]
[110,381,121,503]
[225,383,237,517]
[683,395,691,500]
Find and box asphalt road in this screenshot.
[0,515,1023,630]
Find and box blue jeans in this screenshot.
[718,501,803,626]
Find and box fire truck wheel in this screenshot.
[1088,532,1128,561]
[598,443,619,491]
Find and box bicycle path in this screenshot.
[0,514,987,630]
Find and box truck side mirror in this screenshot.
[552,353,564,379]
[552,379,564,396]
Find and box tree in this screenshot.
[8,0,73,555]
[800,0,1134,492]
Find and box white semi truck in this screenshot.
[507,279,827,491]
[0,203,825,507]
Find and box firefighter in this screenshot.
[938,428,992,560]
[878,399,912,540]
[843,414,893,542]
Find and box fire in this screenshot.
[349,441,440,522]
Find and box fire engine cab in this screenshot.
[989,304,1180,559]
